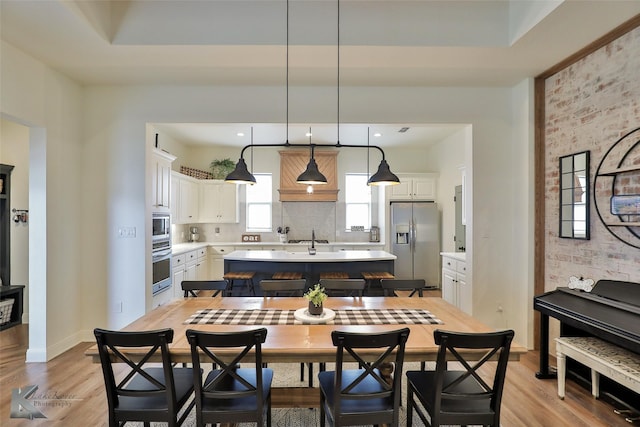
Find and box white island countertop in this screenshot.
[224,250,396,263]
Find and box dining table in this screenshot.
[85,296,527,407]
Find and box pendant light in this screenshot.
[225,127,256,184]
[296,128,327,184]
[227,0,400,188]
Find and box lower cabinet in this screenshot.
[441,255,470,314]
[209,246,234,280]
[172,247,209,299]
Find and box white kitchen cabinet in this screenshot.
[441,254,470,314]
[209,246,234,280]
[172,248,209,298]
[199,180,239,223]
[171,172,199,224]
[172,254,187,299]
[151,148,175,211]
[195,247,209,280]
[389,173,437,200]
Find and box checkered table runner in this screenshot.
[184,308,443,325]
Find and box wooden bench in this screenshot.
[555,336,640,400]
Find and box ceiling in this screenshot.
[2,0,638,147]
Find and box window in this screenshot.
[246,174,272,231]
[345,174,371,230]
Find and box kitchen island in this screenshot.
[224,250,396,289]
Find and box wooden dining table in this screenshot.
[85,296,526,407]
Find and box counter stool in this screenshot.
[361,271,395,294]
[319,272,349,280]
[271,272,303,280]
[223,271,256,296]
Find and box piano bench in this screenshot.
[556,336,640,400]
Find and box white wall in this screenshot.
[2,40,535,358]
[1,41,84,361]
[428,127,468,253]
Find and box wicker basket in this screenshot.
[0,299,14,325]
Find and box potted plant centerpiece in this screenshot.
[304,284,327,316]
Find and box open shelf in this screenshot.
[598,165,640,176]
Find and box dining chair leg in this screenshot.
[406,385,414,427]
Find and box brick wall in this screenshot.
[544,26,640,291]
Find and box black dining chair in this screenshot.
[181,280,229,297]
[186,328,273,427]
[259,279,306,297]
[380,278,426,297]
[319,279,366,297]
[93,328,196,427]
[318,328,411,427]
[406,329,515,427]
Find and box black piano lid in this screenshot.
[534,280,640,354]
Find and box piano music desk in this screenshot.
[556,336,640,400]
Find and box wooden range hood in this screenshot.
[279,150,339,202]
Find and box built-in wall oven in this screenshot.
[152,213,172,295]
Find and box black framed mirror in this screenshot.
[559,151,590,239]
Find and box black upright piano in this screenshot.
[534,279,640,410]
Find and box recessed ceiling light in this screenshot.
[373,132,382,137]
[305,132,312,137]
[237,132,245,137]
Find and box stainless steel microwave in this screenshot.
[152,213,171,242]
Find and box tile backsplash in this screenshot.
[172,200,375,244]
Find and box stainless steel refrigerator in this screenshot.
[390,201,440,287]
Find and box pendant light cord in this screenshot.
[286,0,289,145]
[336,0,340,145]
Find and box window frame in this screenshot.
[344,173,372,232]
[245,173,273,232]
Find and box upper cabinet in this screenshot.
[388,173,438,201]
[279,150,339,202]
[171,172,199,224]
[151,148,176,211]
[199,180,239,223]
[171,172,239,224]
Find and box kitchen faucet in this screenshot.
[308,229,317,255]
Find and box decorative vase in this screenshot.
[308,301,323,316]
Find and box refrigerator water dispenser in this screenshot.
[395,224,410,244]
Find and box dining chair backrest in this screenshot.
[380,279,426,297]
[259,279,307,297]
[318,328,410,426]
[93,328,195,427]
[319,279,365,297]
[185,328,273,427]
[181,280,228,297]
[406,328,514,427]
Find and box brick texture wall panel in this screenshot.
[544,26,640,291]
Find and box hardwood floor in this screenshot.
[0,321,633,426]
